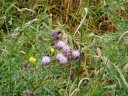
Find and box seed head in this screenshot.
[59,56,68,64]
[57,41,66,48]
[63,45,70,53]
[42,56,51,65]
[72,50,80,59]
[56,53,64,60]
[52,31,61,40]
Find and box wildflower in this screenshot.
[62,45,70,53]
[22,61,28,69]
[72,50,80,59]
[52,31,61,40]
[50,48,55,53]
[57,41,66,48]
[56,53,64,60]
[59,56,68,64]
[29,56,36,63]
[42,56,51,65]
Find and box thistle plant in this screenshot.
[41,31,80,66]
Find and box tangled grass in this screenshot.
[0,0,128,96]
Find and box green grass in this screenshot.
[0,0,128,96]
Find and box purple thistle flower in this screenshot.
[57,41,66,48]
[62,45,70,53]
[52,31,61,40]
[22,61,28,69]
[72,50,80,59]
[59,56,68,64]
[42,56,51,65]
[56,53,64,60]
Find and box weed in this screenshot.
[0,0,128,96]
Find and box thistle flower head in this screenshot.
[62,45,70,53]
[59,56,68,64]
[42,56,51,65]
[57,41,66,48]
[56,53,64,60]
[52,31,61,40]
[72,50,80,59]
